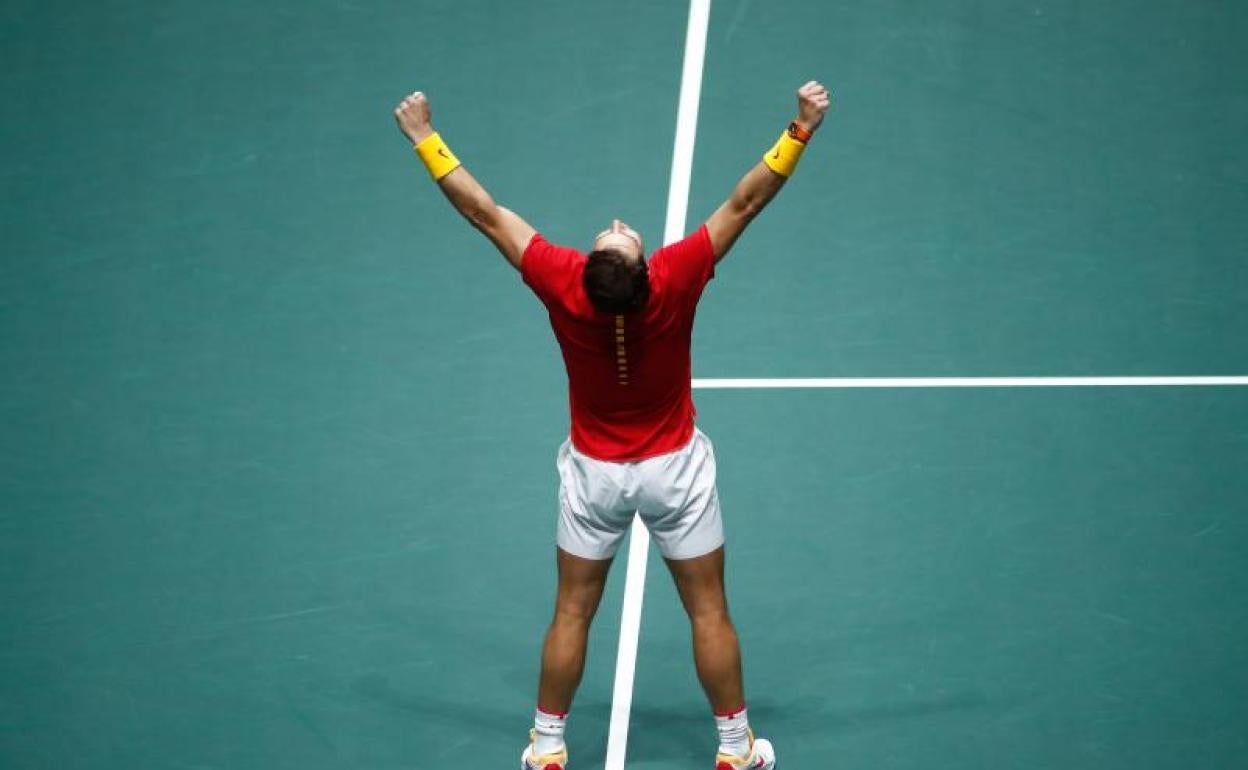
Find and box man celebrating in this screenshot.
[395,80,830,770]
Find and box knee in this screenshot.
[687,604,733,627]
[552,601,597,626]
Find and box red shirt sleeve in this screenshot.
[649,224,716,304]
[521,234,585,310]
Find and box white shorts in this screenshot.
[556,427,724,561]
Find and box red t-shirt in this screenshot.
[521,225,716,461]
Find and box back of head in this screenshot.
[583,248,650,314]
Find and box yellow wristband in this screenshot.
[762,131,807,178]
[414,132,462,181]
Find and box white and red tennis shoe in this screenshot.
[521,728,568,770]
[715,731,776,770]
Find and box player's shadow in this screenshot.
[625,691,1003,764]
[350,672,545,737]
[353,672,1007,765]
[350,673,613,763]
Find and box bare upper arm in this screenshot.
[478,205,537,270]
[704,198,752,264]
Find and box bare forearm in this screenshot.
[729,160,788,220]
[394,92,498,229]
[728,111,820,217]
[435,165,499,230]
[395,90,536,269]
[704,82,830,261]
[408,121,499,228]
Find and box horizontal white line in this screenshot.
[693,376,1248,389]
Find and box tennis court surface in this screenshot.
[3,1,1245,768]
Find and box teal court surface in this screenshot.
[3,1,1246,768]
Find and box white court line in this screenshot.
[693,376,1248,389]
[604,2,711,769]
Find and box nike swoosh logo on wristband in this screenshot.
[771,149,781,159]
[437,148,450,159]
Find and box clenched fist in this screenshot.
[394,91,434,144]
[795,81,831,133]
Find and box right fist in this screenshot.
[395,91,434,144]
[795,81,831,132]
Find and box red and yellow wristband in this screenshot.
[414,132,461,181]
[762,121,813,178]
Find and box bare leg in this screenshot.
[537,548,613,712]
[664,546,744,712]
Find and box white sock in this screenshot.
[534,707,567,755]
[715,705,751,757]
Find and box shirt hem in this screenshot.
[568,423,697,463]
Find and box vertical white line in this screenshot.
[603,517,652,770]
[604,2,711,769]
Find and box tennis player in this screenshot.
[395,80,830,770]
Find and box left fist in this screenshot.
[394,91,434,144]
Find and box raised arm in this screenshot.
[395,91,535,271]
[705,81,831,263]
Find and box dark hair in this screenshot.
[583,248,650,313]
